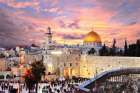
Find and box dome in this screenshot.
[83,31,101,43]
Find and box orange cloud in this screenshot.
[0,0,140,47]
[0,0,39,8]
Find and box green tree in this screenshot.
[24,59,46,93]
[99,44,109,56]
[135,39,140,56]
[124,39,128,56]
[31,60,46,93]
[110,39,116,56]
[88,48,96,55]
[24,69,35,93]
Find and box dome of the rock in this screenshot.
[83,31,101,43]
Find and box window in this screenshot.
[6,74,12,79]
[0,75,4,79]
[64,63,66,66]
[70,63,72,67]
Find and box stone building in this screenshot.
[0,58,7,71]
[43,27,81,79]
[43,48,81,79]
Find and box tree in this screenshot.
[135,39,140,56]
[128,44,136,56]
[24,69,35,93]
[31,60,46,93]
[99,44,109,56]
[126,39,140,57]
[88,48,96,55]
[124,39,128,56]
[24,59,46,93]
[110,39,116,56]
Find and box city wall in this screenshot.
[80,55,140,78]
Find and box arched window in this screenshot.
[6,74,12,79]
[0,75,4,79]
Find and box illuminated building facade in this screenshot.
[80,55,140,78]
[43,27,81,78]
[1,27,140,81]
[42,27,140,79]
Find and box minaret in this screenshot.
[43,27,53,64]
[47,27,52,43]
[43,27,54,74]
[45,27,53,50]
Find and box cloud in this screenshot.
[67,20,80,29]
[0,0,39,8]
[59,33,84,40]
[0,9,45,47]
[58,20,80,29]
[0,0,140,47]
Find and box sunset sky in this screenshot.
[0,0,140,47]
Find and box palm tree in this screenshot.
[31,59,46,93]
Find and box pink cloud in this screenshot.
[0,0,140,47]
[0,0,39,9]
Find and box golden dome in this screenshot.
[84,31,101,43]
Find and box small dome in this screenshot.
[83,31,101,43]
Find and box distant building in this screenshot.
[0,58,7,71]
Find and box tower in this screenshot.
[47,27,52,43]
[45,27,53,50]
[43,27,54,76]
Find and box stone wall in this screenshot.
[80,55,140,78]
[43,49,81,78]
[0,58,6,71]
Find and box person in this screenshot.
[92,87,97,93]
[9,88,18,93]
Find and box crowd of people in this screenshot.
[0,81,18,93]
[41,77,88,93]
[2,77,139,93]
[0,77,88,93]
[85,77,140,93]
